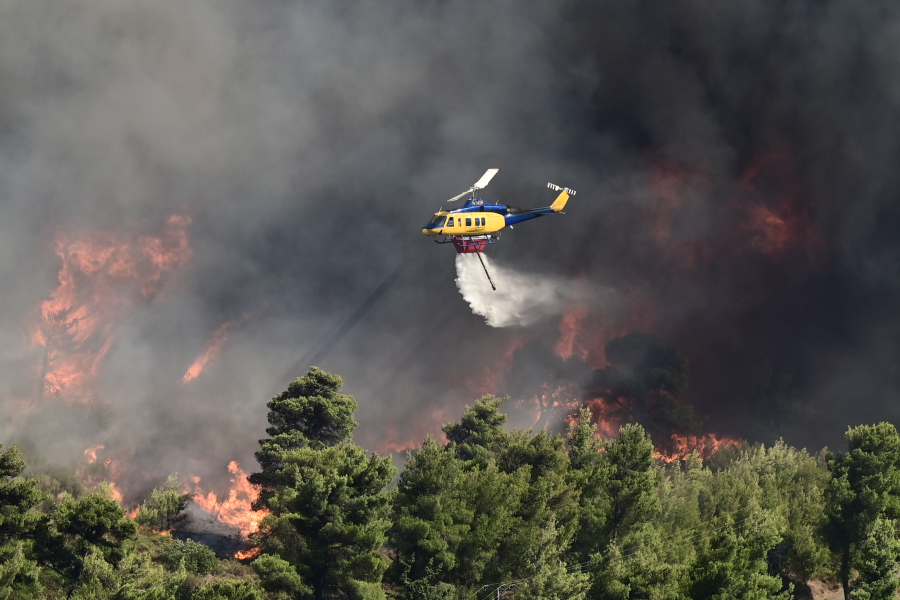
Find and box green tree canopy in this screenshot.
[825,422,900,599]
[0,445,43,544]
[250,368,395,600]
[441,396,508,465]
[42,493,137,582]
[264,368,358,445]
[134,473,191,532]
[0,444,44,599]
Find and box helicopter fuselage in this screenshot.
[421,198,561,237]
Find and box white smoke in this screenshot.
[455,254,614,327]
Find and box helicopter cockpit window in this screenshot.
[447,217,454,227]
[427,215,447,228]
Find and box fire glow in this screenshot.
[644,150,825,271]
[32,215,192,402]
[84,444,105,464]
[555,305,590,361]
[584,397,625,439]
[732,148,825,261]
[655,433,743,463]
[23,215,273,551]
[76,445,126,504]
[189,461,266,538]
[183,314,250,382]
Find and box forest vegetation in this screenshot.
[3,366,900,599]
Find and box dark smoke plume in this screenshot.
[1,0,899,500]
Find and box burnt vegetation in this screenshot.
[4,367,900,599]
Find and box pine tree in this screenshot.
[43,493,138,582]
[134,474,191,532]
[391,398,589,599]
[250,368,395,600]
[514,515,589,600]
[604,423,661,544]
[589,522,682,600]
[442,395,508,465]
[0,444,44,599]
[566,407,612,564]
[389,436,469,589]
[824,423,900,599]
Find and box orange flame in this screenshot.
[584,397,625,439]
[107,482,124,504]
[555,306,589,360]
[189,461,266,538]
[84,444,105,464]
[235,547,263,561]
[654,433,743,463]
[32,215,192,402]
[183,314,250,382]
[644,150,825,268]
[76,445,131,509]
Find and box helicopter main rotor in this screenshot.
[446,168,499,203]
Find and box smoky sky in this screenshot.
[1,0,899,496]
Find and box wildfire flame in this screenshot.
[189,461,266,538]
[644,149,825,271]
[555,305,589,361]
[27,218,274,552]
[654,433,743,463]
[32,215,192,402]
[235,547,263,561]
[183,314,250,382]
[584,397,625,439]
[84,444,105,464]
[75,445,129,507]
[107,482,124,504]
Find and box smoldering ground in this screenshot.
[1,0,900,497]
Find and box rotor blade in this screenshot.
[447,168,500,202]
[447,187,474,203]
[473,168,499,189]
[548,182,576,195]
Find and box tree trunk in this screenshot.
[315,571,326,600]
[412,549,426,580]
[841,548,850,600]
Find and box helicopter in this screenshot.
[422,168,575,290]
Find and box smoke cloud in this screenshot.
[1,0,899,501]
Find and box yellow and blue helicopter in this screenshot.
[422,168,575,290]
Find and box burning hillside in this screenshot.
[5,215,267,551]
[32,215,192,403]
[4,1,900,580]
